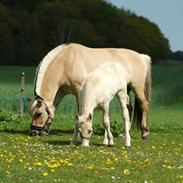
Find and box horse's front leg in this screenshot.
[102,104,114,146]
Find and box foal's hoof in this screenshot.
[125,145,131,149]
[108,141,114,147]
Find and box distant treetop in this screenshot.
[0,0,170,65]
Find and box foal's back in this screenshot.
[81,62,127,104]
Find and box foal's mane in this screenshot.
[34,44,66,96]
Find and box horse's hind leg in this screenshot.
[117,91,131,147]
[102,104,114,146]
[135,88,149,139]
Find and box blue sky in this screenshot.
[107,0,183,51]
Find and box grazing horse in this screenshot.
[29,43,151,138]
[71,62,131,147]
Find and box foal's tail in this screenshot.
[133,54,152,128]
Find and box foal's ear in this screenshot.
[87,113,92,121]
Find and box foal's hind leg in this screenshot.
[102,104,114,146]
[119,89,133,138]
[135,88,149,139]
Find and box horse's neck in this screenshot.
[35,70,61,116]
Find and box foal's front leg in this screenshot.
[70,123,79,145]
[118,91,131,147]
[102,104,114,146]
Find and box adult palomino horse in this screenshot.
[29,43,151,138]
[72,62,131,147]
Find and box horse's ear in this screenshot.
[37,99,43,107]
[88,113,92,121]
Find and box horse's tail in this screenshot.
[133,54,152,128]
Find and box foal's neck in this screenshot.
[80,87,96,116]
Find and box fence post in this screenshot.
[19,72,25,117]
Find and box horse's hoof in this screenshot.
[142,132,149,139]
[40,130,49,136]
[141,128,149,139]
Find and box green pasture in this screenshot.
[0,61,183,183]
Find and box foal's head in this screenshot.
[29,98,52,136]
[77,113,93,146]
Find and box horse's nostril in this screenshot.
[30,130,40,136]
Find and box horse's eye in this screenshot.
[36,112,41,117]
[88,129,92,134]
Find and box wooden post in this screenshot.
[20,72,25,117]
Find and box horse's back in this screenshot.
[63,43,150,75]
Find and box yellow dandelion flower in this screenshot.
[106,159,112,165]
[19,159,23,163]
[167,165,173,170]
[33,162,42,166]
[67,163,74,167]
[123,169,130,174]
[43,172,48,176]
[87,166,93,170]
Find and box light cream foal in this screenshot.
[71,62,131,147]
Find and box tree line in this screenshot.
[0,0,170,66]
[169,51,183,61]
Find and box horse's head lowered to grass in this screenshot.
[29,97,53,136]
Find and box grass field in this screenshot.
[0,61,183,183]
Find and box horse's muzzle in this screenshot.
[30,125,49,136]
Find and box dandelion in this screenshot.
[67,163,74,167]
[123,169,130,175]
[167,165,173,170]
[33,162,42,166]
[43,172,48,176]
[106,159,112,165]
[19,159,23,163]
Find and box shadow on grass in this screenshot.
[0,129,30,135]
[0,129,73,136]
[44,140,71,146]
[49,129,73,135]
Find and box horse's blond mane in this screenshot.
[35,44,66,95]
